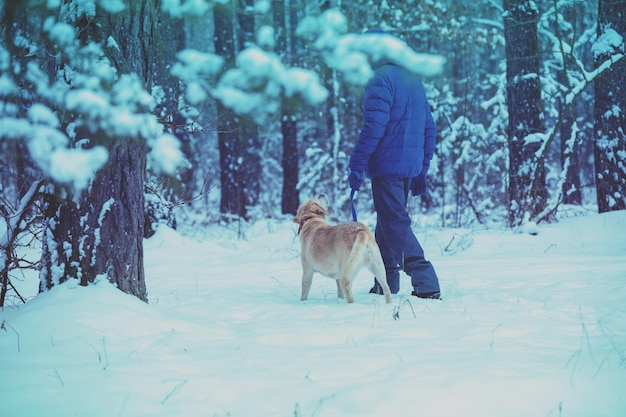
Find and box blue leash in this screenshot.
[350,189,358,222]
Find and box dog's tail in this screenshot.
[358,231,392,304]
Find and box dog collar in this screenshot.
[297,216,315,235]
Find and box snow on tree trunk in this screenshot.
[39,185,80,293]
[503,0,547,226]
[38,0,185,302]
[87,141,148,299]
[1,180,43,306]
[39,142,148,301]
[594,0,626,213]
[560,111,582,205]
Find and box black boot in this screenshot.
[411,290,441,300]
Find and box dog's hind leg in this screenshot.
[300,260,314,301]
[366,245,392,304]
[335,279,345,299]
[373,271,392,304]
[338,276,355,303]
[337,232,373,303]
[340,234,371,303]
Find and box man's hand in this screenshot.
[411,160,430,196]
[348,171,363,190]
[411,174,427,196]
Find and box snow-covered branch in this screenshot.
[297,9,446,84]
[211,45,328,124]
[1,180,44,306]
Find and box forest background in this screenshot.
[0,0,625,305]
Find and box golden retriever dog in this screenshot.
[293,195,392,304]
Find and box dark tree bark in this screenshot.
[39,1,182,301]
[237,0,262,209]
[503,0,547,226]
[594,0,626,213]
[555,6,582,205]
[217,105,246,218]
[39,185,80,292]
[40,140,148,300]
[240,119,261,209]
[83,141,148,297]
[281,116,300,214]
[274,0,300,215]
[215,2,247,219]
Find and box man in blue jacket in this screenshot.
[348,28,441,300]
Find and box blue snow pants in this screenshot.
[370,177,440,295]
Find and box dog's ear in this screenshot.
[313,201,329,217]
[293,204,303,223]
[317,194,329,211]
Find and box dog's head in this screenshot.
[294,194,329,225]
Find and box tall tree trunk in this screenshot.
[281,115,300,214]
[594,0,626,213]
[274,0,300,215]
[215,2,247,219]
[556,5,582,205]
[183,9,218,205]
[39,185,80,292]
[503,0,546,226]
[86,141,148,296]
[39,0,182,301]
[238,0,262,209]
[147,5,187,237]
[557,62,582,205]
[40,141,148,300]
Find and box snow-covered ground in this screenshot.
[1,208,625,417]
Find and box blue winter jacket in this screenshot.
[348,63,436,179]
